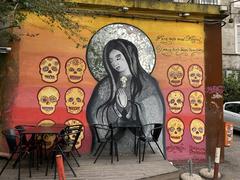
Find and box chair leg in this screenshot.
[114,141,119,162]
[74,146,81,157]
[154,140,166,160]
[45,153,50,176]
[142,141,146,162]
[148,142,155,154]
[0,151,15,175]
[93,143,102,156]
[29,151,32,178]
[70,151,80,167]
[138,139,141,163]
[94,141,107,164]
[57,145,77,177]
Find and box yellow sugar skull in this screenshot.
[167,64,184,87]
[38,119,56,149]
[190,119,205,143]
[167,117,184,143]
[189,91,204,114]
[65,87,85,114]
[39,57,60,83]
[37,86,60,115]
[188,64,203,88]
[167,90,184,114]
[65,57,86,83]
[65,119,84,149]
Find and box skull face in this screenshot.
[39,57,60,83]
[38,86,60,115]
[65,57,86,83]
[167,64,184,86]
[38,119,56,149]
[65,119,84,149]
[167,117,184,143]
[167,90,184,114]
[65,87,84,114]
[188,64,203,88]
[190,119,205,143]
[189,91,204,114]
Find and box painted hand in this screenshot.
[116,88,128,108]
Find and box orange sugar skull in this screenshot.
[167,90,184,114]
[39,57,60,83]
[38,119,56,149]
[65,119,84,149]
[167,117,184,143]
[65,57,86,83]
[167,64,184,87]
[190,119,205,143]
[37,86,60,115]
[188,64,203,88]
[189,91,204,114]
[65,87,85,114]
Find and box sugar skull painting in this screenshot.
[167,64,184,87]
[167,90,184,114]
[167,117,184,144]
[190,118,205,143]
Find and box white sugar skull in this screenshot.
[38,119,56,149]
[167,90,184,114]
[37,86,60,115]
[65,119,84,149]
[39,57,60,83]
[167,64,184,86]
[189,91,204,114]
[167,117,184,143]
[188,64,203,88]
[65,87,85,114]
[65,57,86,83]
[190,119,205,143]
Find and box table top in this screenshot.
[21,125,65,134]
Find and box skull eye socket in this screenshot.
[177,72,183,78]
[169,127,175,132]
[69,67,74,72]
[76,97,81,102]
[190,73,195,77]
[49,96,57,102]
[42,66,49,72]
[41,96,48,103]
[51,66,58,72]
[190,99,196,104]
[192,127,196,132]
[68,97,74,102]
[177,127,182,132]
[177,99,182,103]
[197,73,201,77]
[169,72,175,77]
[77,68,82,72]
[198,127,204,133]
[170,99,175,104]
[197,99,202,104]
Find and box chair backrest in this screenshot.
[60,125,82,152]
[2,129,18,153]
[151,123,163,141]
[91,124,110,142]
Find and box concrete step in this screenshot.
[140,171,180,180]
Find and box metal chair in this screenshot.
[45,124,82,179]
[0,128,34,179]
[137,123,166,163]
[91,123,119,164]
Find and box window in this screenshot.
[225,103,240,114]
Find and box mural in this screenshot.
[190,118,205,144]
[65,57,86,83]
[86,25,165,152]
[37,86,60,115]
[7,14,206,160]
[39,56,60,83]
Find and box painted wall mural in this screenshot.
[6,14,206,160]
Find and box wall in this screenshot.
[2,13,207,161]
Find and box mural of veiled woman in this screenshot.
[87,37,166,153]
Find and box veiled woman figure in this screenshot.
[87,38,166,152]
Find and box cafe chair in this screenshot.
[91,123,119,164]
[0,128,34,178]
[45,124,82,179]
[137,123,166,163]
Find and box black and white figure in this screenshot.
[87,38,166,152]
